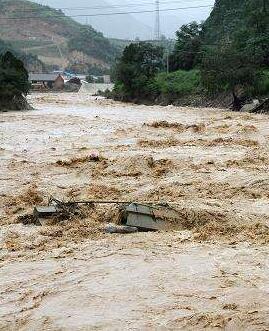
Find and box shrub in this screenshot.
[151,69,202,100]
[256,70,269,95]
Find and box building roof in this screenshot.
[29,73,62,82]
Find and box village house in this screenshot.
[29,73,65,90]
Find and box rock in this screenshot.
[250,98,269,114]
[241,99,260,112]
[64,82,81,92]
[104,223,138,234]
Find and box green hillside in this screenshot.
[0,0,120,72]
[203,0,268,39]
[202,0,269,66]
[0,38,45,72]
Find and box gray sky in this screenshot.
[33,0,216,39]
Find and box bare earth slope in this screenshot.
[0,0,117,68]
[0,93,268,330]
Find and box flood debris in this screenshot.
[34,206,60,226]
[25,197,90,226]
[56,151,101,166]
[105,223,138,234]
[147,120,185,131]
[124,203,166,231]
[146,121,206,133]
[28,197,167,232]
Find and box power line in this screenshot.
[0,5,213,21]
[16,0,209,12]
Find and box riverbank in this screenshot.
[108,89,269,111]
[0,93,268,330]
[112,92,233,109]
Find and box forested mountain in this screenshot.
[33,0,152,40]
[201,0,269,93]
[203,0,269,66]
[0,0,119,72]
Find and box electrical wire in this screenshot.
[17,0,211,12]
[0,5,213,21]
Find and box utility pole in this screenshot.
[154,0,160,41]
[166,51,169,74]
[263,0,267,13]
[166,41,172,74]
[22,1,26,52]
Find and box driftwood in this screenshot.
[104,224,138,234]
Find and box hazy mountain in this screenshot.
[33,0,214,39]
[0,0,119,70]
[34,0,152,40]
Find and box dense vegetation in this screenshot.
[0,39,44,72]
[169,22,202,72]
[112,0,269,108]
[68,26,118,64]
[201,0,269,99]
[113,43,164,101]
[0,51,30,110]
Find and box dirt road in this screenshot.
[0,93,268,330]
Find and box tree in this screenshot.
[201,46,261,109]
[234,0,269,67]
[198,0,269,110]
[0,51,30,110]
[202,0,269,67]
[114,42,164,100]
[169,22,202,71]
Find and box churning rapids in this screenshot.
[0,92,268,330]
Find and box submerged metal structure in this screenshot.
[32,197,167,231]
[124,203,165,231]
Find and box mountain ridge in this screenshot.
[0,0,119,71]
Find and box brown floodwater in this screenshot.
[0,92,268,330]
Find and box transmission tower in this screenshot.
[154,0,160,41]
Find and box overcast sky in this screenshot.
[34,0,216,39]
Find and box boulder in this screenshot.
[240,99,260,112]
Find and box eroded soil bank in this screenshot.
[0,93,268,330]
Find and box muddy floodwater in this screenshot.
[0,93,269,330]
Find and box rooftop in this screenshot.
[29,73,62,82]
